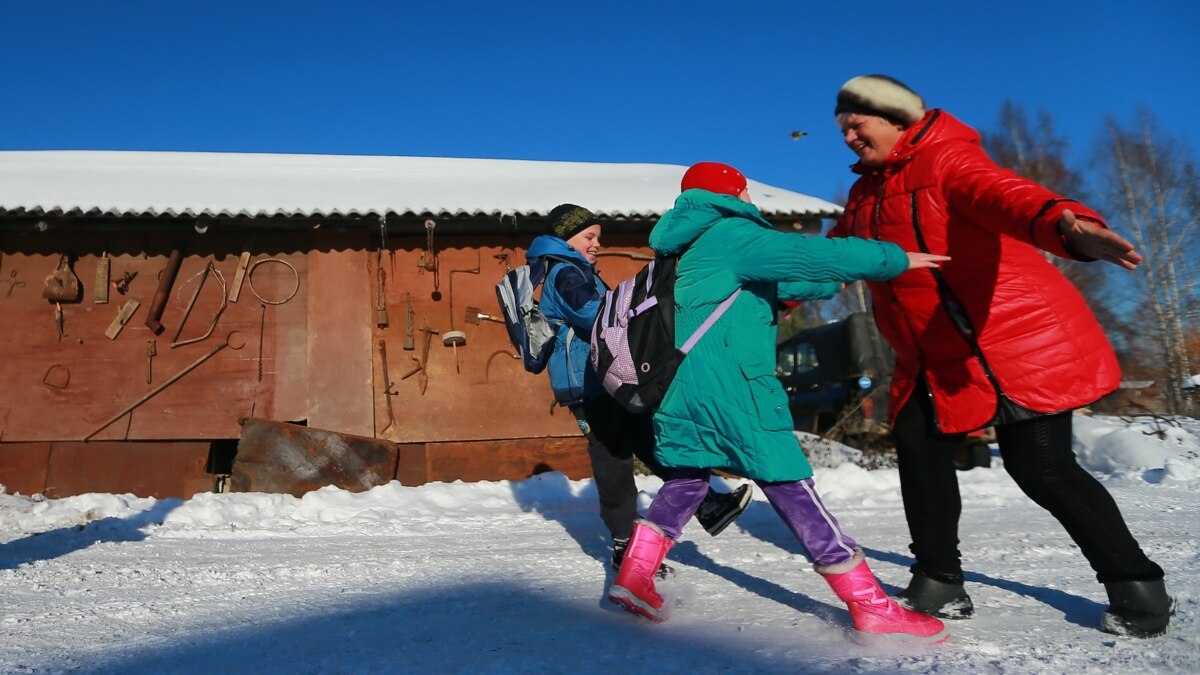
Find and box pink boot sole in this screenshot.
[848,626,951,647]
[608,585,668,622]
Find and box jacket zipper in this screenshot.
[909,192,1006,423]
[867,175,937,427]
[564,327,580,396]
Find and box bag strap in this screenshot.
[679,289,741,355]
[537,253,594,287]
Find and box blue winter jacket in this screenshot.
[526,235,607,406]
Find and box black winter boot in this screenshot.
[1100,579,1174,638]
[895,572,974,619]
[612,538,674,579]
[695,484,753,536]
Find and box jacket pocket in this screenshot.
[746,374,793,432]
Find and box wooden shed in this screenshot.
[0,150,839,499]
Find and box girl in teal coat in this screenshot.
[608,162,950,643]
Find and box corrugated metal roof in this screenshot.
[0,150,841,221]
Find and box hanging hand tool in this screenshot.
[403,293,415,350]
[114,270,137,295]
[447,251,480,332]
[145,248,184,335]
[1,270,25,297]
[417,322,439,395]
[483,349,521,384]
[105,298,140,339]
[464,306,506,325]
[243,258,299,383]
[443,331,466,374]
[229,250,252,302]
[83,331,245,442]
[377,339,398,434]
[95,251,110,304]
[170,261,228,348]
[257,303,266,381]
[400,361,422,380]
[146,338,156,384]
[54,302,64,341]
[43,254,81,302]
[378,212,396,275]
[417,219,441,299]
[441,251,480,374]
[376,250,389,328]
[245,257,300,306]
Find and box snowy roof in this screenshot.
[0,150,841,221]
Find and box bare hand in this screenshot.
[1058,210,1143,270]
[906,252,951,270]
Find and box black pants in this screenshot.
[572,395,673,541]
[893,380,1163,584]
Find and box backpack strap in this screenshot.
[536,254,590,346]
[679,289,741,355]
[540,253,594,287]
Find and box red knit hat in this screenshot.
[680,162,747,197]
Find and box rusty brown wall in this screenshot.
[0,229,308,441]
[0,440,212,499]
[0,220,653,494]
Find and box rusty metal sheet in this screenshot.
[0,442,51,496]
[307,232,372,437]
[43,441,212,499]
[419,437,592,484]
[231,417,398,496]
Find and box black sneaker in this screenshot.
[695,484,753,536]
[611,538,674,579]
[895,572,974,619]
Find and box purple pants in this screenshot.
[645,468,858,566]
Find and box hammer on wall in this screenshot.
[145,247,183,335]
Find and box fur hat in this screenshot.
[546,203,599,241]
[680,162,748,197]
[835,75,926,126]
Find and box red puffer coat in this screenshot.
[829,110,1120,433]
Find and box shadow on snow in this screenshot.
[0,499,181,571]
[85,582,854,675]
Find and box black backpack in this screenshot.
[589,256,739,413]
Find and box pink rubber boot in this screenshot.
[608,520,674,622]
[819,550,949,643]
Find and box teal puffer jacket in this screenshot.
[649,190,909,481]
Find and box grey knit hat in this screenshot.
[835,75,926,126]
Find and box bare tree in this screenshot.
[984,101,1086,196]
[1094,110,1199,415]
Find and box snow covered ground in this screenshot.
[2,414,1197,674]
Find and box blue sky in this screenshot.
[2,1,1196,204]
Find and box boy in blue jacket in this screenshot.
[529,203,751,573]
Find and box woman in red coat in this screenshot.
[827,74,1171,637]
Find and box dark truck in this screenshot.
[775,312,888,440]
[775,312,991,469]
